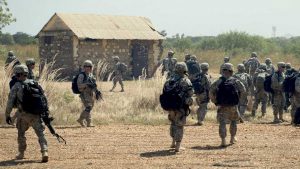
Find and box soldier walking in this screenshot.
[161,50,177,78]
[110,56,126,92]
[210,63,246,147]
[219,56,230,74]
[25,58,36,80]
[5,51,21,68]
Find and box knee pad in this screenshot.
[85,106,92,113]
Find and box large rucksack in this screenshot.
[160,78,184,111]
[234,73,248,88]
[191,74,205,94]
[186,61,201,76]
[264,73,274,93]
[22,80,49,115]
[72,72,87,94]
[283,72,299,93]
[216,77,239,106]
[255,72,266,90]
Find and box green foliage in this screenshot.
[0,32,14,44]
[13,32,37,45]
[0,0,16,31]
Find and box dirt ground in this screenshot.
[0,122,299,169]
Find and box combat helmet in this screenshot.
[14,65,29,74]
[286,63,291,69]
[113,56,120,62]
[8,51,14,57]
[190,55,197,61]
[259,63,267,71]
[25,58,35,66]
[224,56,230,63]
[222,63,234,72]
[237,64,245,72]
[251,52,258,58]
[83,60,93,67]
[168,50,175,56]
[200,63,209,70]
[175,62,188,75]
[265,58,272,64]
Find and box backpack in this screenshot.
[264,73,274,93]
[72,72,87,94]
[22,80,48,115]
[159,78,184,111]
[9,75,18,89]
[283,72,299,93]
[234,73,248,88]
[118,63,128,73]
[186,61,201,76]
[216,77,239,106]
[294,107,300,125]
[256,73,266,90]
[191,75,205,94]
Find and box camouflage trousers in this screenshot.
[168,109,187,142]
[79,92,95,124]
[291,102,296,123]
[217,106,239,139]
[252,91,268,116]
[16,113,48,153]
[196,94,209,122]
[238,96,248,116]
[112,75,124,90]
[272,92,285,119]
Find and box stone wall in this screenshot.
[39,30,74,79]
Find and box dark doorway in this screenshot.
[131,42,149,78]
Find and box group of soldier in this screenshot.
[161,50,300,152]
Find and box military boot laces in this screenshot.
[15,152,25,160]
[41,151,48,163]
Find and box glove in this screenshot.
[6,116,12,125]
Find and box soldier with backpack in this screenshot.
[210,63,246,147]
[291,70,300,125]
[110,56,127,92]
[245,52,260,96]
[284,63,297,112]
[265,58,275,105]
[25,58,36,80]
[186,55,201,82]
[161,50,177,78]
[195,63,211,125]
[76,60,99,127]
[252,64,268,117]
[219,56,230,74]
[5,51,21,69]
[233,64,252,118]
[159,62,193,152]
[271,62,286,123]
[5,65,49,162]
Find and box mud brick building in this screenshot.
[37,13,164,79]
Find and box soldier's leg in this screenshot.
[291,103,296,124]
[85,106,94,127]
[173,110,186,152]
[119,78,124,92]
[252,97,260,116]
[32,118,48,153]
[168,111,176,148]
[110,77,118,91]
[195,95,202,124]
[230,120,238,144]
[199,103,208,123]
[279,95,285,121]
[272,94,280,123]
[16,117,30,159]
[261,97,267,117]
[218,111,227,146]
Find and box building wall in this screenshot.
[39,30,74,79]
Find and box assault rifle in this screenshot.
[87,78,103,101]
[41,113,66,144]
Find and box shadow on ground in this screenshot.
[191,144,232,150]
[0,159,41,166]
[140,149,176,158]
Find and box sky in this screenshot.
[3,0,300,37]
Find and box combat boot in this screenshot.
[221,138,226,147]
[15,152,25,159]
[41,151,48,163]
[175,142,185,152]
[87,123,95,127]
[170,139,175,149]
[279,114,285,122]
[230,136,237,144]
[120,88,124,92]
[77,119,85,127]
[251,111,256,117]
[273,116,280,123]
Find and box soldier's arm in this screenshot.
[77,74,88,92]
[5,84,20,117]
[271,73,281,90]
[236,80,247,102]
[181,79,194,105]
[209,80,219,104]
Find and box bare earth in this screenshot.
[0,123,299,169]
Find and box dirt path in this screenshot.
[0,123,299,169]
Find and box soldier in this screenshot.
[161,50,177,78]
[164,62,193,152]
[5,65,48,162]
[233,64,252,118]
[219,56,230,74]
[265,58,275,75]
[245,52,260,96]
[252,64,268,117]
[210,63,246,147]
[25,58,36,80]
[184,54,191,64]
[77,60,97,127]
[291,70,300,124]
[271,62,286,123]
[195,62,211,125]
[110,56,125,92]
[5,51,21,68]
[186,55,201,81]
[284,63,297,111]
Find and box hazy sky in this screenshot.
[3,0,300,37]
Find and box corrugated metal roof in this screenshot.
[39,13,164,40]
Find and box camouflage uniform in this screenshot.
[271,62,286,123]
[210,63,246,146]
[284,63,297,111]
[252,65,268,117]
[184,54,191,64]
[110,56,124,92]
[26,58,36,80]
[5,51,21,68]
[5,65,48,161]
[219,57,230,74]
[245,52,260,96]
[166,62,193,152]
[77,60,96,127]
[291,76,300,123]
[265,58,275,105]
[233,64,251,117]
[196,63,211,125]
[161,50,177,78]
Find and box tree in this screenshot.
[0,0,16,31]
[13,32,37,45]
[0,32,14,44]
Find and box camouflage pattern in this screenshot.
[245,56,260,96]
[5,82,48,154]
[111,61,125,91]
[284,67,297,111]
[210,75,246,140]
[184,54,191,63]
[161,57,177,78]
[77,72,96,126]
[166,64,193,146]
[5,51,20,68]
[219,57,230,74]
[271,70,285,122]
[233,70,251,116]
[186,59,201,82]
[291,76,300,123]
[252,69,268,116]
[27,68,35,80]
